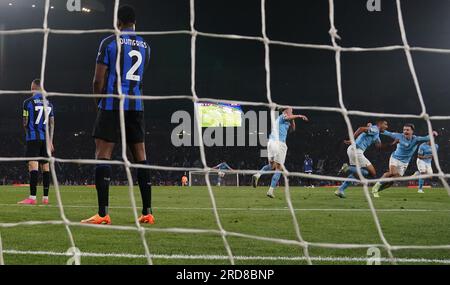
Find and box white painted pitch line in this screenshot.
[0,203,449,213]
[2,249,450,264]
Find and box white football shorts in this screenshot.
[267,139,288,165]
[347,145,372,167]
[389,156,409,176]
[416,159,433,175]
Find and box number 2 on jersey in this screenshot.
[126,50,143,82]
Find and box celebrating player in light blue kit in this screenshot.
[415,141,439,193]
[372,124,438,197]
[252,107,309,198]
[335,119,390,198]
[213,162,233,186]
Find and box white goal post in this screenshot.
[189,171,240,187]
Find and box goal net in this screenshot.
[0,0,449,265]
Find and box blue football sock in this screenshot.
[418,178,424,190]
[338,174,355,193]
[348,166,369,177]
[258,164,272,176]
[270,172,282,188]
[260,164,272,172]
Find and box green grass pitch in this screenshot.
[0,185,449,265]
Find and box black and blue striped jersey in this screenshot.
[96,28,151,111]
[23,93,54,141]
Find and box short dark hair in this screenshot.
[404,123,415,131]
[375,118,387,124]
[32,78,41,87]
[118,5,136,25]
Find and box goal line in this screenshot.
[2,249,450,265]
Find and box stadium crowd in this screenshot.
[1,119,449,187]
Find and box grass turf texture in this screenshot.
[0,185,449,265]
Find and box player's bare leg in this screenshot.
[18,161,39,205]
[267,162,282,198]
[95,139,115,159]
[372,165,399,197]
[41,163,51,205]
[366,164,377,178]
[129,143,154,224]
[252,160,274,188]
[417,171,428,193]
[81,139,114,224]
[382,165,400,190]
[335,164,375,199]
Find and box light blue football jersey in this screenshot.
[355,125,381,152]
[418,142,439,164]
[269,114,291,143]
[383,131,430,163]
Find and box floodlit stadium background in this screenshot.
[0,0,449,265]
[1,0,449,185]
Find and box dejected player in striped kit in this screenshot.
[18,79,54,205]
[81,5,154,225]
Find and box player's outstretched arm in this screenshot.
[354,126,369,138]
[380,130,401,140]
[343,125,369,144]
[285,114,309,122]
[285,114,308,133]
[224,162,233,170]
[417,131,438,142]
[49,116,55,152]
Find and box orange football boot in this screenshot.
[81,214,111,225]
[138,214,155,224]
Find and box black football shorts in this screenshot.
[25,140,49,164]
[92,110,145,144]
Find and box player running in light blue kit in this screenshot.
[213,162,233,186]
[252,107,309,198]
[415,141,439,193]
[372,123,438,197]
[335,119,390,198]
